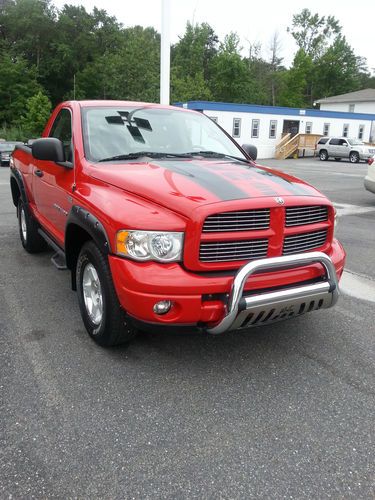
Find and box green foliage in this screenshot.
[0,0,373,133]
[313,36,362,98]
[0,52,41,125]
[0,124,27,141]
[20,91,52,136]
[287,8,341,59]
[278,49,314,107]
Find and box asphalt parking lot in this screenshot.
[0,158,374,498]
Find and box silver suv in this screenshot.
[316,137,375,163]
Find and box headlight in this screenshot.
[116,230,184,262]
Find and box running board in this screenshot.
[37,229,67,270]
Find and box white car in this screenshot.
[364,155,375,194]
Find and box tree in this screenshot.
[268,32,284,105]
[0,52,41,125]
[171,22,218,102]
[278,49,313,107]
[287,8,341,59]
[0,0,56,70]
[313,36,363,98]
[210,33,264,104]
[20,91,51,136]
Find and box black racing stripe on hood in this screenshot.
[233,163,313,196]
[153,160,250,201]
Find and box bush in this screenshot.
[20,91,52,138]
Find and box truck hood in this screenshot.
[88,158,324,215]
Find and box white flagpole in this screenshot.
[160,0,171,104]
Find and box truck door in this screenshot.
[32,108,74,246]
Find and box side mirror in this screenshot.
[242,143,257,161]
[32,138,65,162]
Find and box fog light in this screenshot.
[153,300,172,315]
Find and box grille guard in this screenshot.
[206,251,339,334]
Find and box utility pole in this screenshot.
[160,0,171,104]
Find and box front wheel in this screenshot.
[349,152,360,163]
[76,241,137,346]
[319,150,328,161]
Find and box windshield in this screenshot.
[348,139,364,146]
[82,106,247,163]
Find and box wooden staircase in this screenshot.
[275,133,322,160]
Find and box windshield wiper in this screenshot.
[98,152,193,162]
[186,150,249,163]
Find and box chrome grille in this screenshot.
[203,209,270,233]
[200,239,268,262]
[283,230,327,255]
[286,206,328,226]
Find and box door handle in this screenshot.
[34,169,44,177]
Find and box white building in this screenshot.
[178,100,375,159]
[315,88,375,114]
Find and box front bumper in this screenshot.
[206,252,338,334]
[109,238,345,332]
[360,153,373,161]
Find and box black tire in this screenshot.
[76,240,137,346]
[334,158,341,161]
[349,151,360,163]
[18,198,47,253]
[319,150,328,161]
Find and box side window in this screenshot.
[49,109,73,162]
[232,118,241,138]
[329,138,340,145]
[269,120,277,139]
[338,139,348,146]
[251,119,260,138]
[358,124,364,140]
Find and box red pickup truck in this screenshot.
[10,101,346,346]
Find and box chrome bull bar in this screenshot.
[206,251,339,335]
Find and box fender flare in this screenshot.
[10,167,28,208]
[65,205,112,269]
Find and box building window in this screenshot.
[343,124,349,137]
[305,122,312,134]
[349,104,355,113]
[323,123,330,136]
[232,118,241,138]
[251,119,260,138]
[358,124,364,140]
[209,116,218,123]
[269,120,277,139]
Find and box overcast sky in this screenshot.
[53,0,375,71]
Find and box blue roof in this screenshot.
[174,100,375,121]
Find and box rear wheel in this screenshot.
[349,151,360,163]
[18,198,47,253]
[319,150,328,161]
[76,240,137,346]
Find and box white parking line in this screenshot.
[340,270,375,303]
[334,202,375,217]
